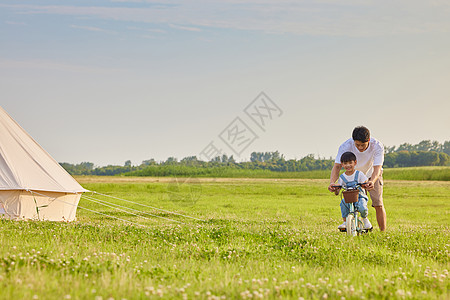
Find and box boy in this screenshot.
[334,151,373,230]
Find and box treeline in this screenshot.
[60,151,334,176]
[60,140,449,176]
[385,140,449,155]
[384,140,449,168]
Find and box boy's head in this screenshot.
[340,151,357,164]
[340,151,357,173]
[352,126,370,152]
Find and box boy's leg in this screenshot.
[355,197,368,218]
[355,196,372,229]
[340,199,350,219]
[339,200,349,229]
[369,176,386,231]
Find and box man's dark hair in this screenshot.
[352,126,370,142]
[340,151,357,163]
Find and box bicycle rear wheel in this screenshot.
[357,217,364,236]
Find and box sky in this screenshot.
[1,0,449,166]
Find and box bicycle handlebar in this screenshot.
[331,182,367,190]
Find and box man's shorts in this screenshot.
[369,176,383,207]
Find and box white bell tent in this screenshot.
[0,106,86,221]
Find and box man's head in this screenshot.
[352,126,370,152]
[340,151,357,172]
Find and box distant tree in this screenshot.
[397,143,414,152]
[444,141,450,156]
[396,151,411,167]
[141,159,156,166]
[210,156,221,163]
[221,154,229,163]
[384,152,398,168]
[79,162,94,170]
[124,160,132,167]
[250,152,263,162]
[181,156,198,162]
[416,140,432,152]
[164,157,178,164]
[430,140,442,152]
[415,151,439,166]
[438,152,449,166]
[384,146,396,154]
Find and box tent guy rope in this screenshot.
[82,194,186,224]
[92,191,205,221]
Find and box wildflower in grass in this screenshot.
[396,289,405,297]
[32,295,38,299]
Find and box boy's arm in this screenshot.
[328,163,342,192]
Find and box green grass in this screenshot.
[383,166,450,181]
[0,178,448,299]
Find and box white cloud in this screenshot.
[70,25,116,34]
[169,23,201,32]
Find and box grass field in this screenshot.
[127,166,450,181]
[0,177,448,299]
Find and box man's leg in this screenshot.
[374,206,386,231]
[369,175,386,231]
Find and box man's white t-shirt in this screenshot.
[338,170,368,187]
[335,137,384,178]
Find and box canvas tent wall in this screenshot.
[0,106,86,221]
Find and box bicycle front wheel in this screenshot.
[346,214,357,237]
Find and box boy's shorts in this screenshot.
[369,176,383,207]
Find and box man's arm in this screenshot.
[365,165,382,191]
[328,163,342,192]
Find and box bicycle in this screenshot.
[332,183,372,236]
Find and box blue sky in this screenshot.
[1,0,449,166]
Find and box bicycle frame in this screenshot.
[332,183,369,236]
[346,200,365,236]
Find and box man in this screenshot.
[328,126,386,231]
